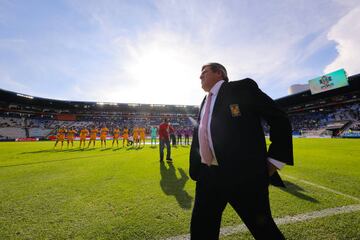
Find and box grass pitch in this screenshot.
[0,138,359,239]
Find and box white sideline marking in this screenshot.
[283,175,360,202]
[164,204,360,240]
[164,176,360,240]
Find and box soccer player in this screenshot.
[100,125,109,148]
[184,127,191,145]
[139,127,146,147]
[122,127,129,147]
[54,126,66,149]
[169,123,176,147]
[133,126,140,148]
[79,127,89,148]
[176,127,183,146]
[150,126,157,147]
[67,127,77,148]
[127,135,134,146]
[112,127,121,148]
[87,126,98,148]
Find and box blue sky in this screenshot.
[1,0,360,105]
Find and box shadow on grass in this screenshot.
[281,180,319,203]
[20,149,56,154]
[21,147,100,154]
[112,147,123,151]
[126,146,142,151]
[160,161,193,209]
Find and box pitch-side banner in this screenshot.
[309,69,349,94]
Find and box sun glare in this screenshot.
[125,39,199,104]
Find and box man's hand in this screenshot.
[267,161,278,176]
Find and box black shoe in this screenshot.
[166,158,172,162]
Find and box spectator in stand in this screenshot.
[159,118,172,162]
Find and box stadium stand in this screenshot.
[276,73,360,137]
[0,73,359,140]
[0,91,198,140]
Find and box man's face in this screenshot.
[200,66,222,92]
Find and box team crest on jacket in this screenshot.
[229,104,241,117]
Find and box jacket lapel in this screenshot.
[211,82,226,117]
[198,96,206,122]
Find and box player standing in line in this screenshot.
[112,127,121,148]
[100,125,109,148]
[169,123,176,147]
[54,126,66,150]
[132,126,139,148]
[176,127,183,146]
[67,127,77,148]
[150,126,157,147]
[87,126,98,148]
[122,127,129,147]
[139,127,146,148]
[79,127,89,149]
[184,127,191,145]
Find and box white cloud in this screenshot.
[325,6,360,75]
[1,0,355,103]
[101,0,343,101]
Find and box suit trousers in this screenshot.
[159,138,171,160]
[190,164,285,240]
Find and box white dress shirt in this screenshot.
[199,80,285,169]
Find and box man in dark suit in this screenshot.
[189,63,293,240]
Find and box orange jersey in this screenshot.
[100,127,109,140]
[67,129,77,139]
[80,129,89,139]
[113,129,121,139]
[100,127,109,137]
[139,127,146,139]
[133,128,139,138]
[90,129,98,140]
[57,129,66,141]
[123,129,129,139]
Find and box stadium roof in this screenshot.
[1,73,359,114]
[276,73,360,108]
[0,87,199,114]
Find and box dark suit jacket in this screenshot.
[189,79,293,184]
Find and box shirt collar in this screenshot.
[209,80,225,97]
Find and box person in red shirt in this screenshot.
[159,118,172,162]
